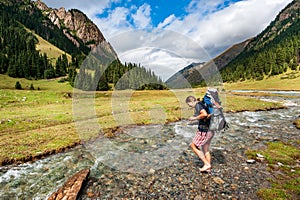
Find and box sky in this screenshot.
[39,0,293,80]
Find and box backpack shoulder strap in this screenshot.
[198,101,209,113]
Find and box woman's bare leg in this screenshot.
[200,133,214,172]
[190,143,211,170]
[202,140,212,164]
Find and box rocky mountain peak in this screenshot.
[35,0,48,11]
[35,0,112,55]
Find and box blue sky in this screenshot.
[39,0,292,80]
[93,0,245,30]
[97,0,192,27]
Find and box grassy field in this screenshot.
[0,75,290,165]
[225,70,300,91]
[246,141,300,199]
[34,30,72,64]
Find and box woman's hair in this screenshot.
[185,96,196,103]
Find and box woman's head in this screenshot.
[186,96,197,108]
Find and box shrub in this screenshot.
[15,81,22,90]
[30,84,35,90]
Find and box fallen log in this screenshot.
[48,168,90,200]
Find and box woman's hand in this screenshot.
[188,116,196,121]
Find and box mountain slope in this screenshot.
[167,0,300,87]
[166,39,250,88]
[0,0,116,79]
[0,0,90,79]
[35,0,117,62]
[33,29,72,64]
[221,0,300,82]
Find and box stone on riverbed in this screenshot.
[246,159,256,164]
[48,168,89,200]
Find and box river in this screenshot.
[0,91,299,199]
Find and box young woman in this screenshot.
[186,95,214,172]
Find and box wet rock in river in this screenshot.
[246,159,256,164]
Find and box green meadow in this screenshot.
[224,70,300,91]
[246,141,300,199]
[0,74,296,165]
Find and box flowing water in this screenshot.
[0,91,299,199]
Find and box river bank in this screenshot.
[78,97,300,199]
[0,89,285,167]
[0,92,299,199]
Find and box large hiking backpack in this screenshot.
[202,88,228,131]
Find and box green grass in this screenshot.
[246,141,300,200]
[22,26,72,64]
[0,74,73,91]
[33,29,72,64]
[224,94,285,112]
[0,75,288,165]
[225,70,300,91]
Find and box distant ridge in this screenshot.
[166,39,250,88]
[221,0,300,82]
[167,0,300,87]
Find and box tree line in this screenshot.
[0,0,165,91]
[0,1,83,79]
[71,59,166,91]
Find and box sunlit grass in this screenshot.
[0,74,288,165]
[246,141,300,200]
[0,74,73,90]
[225,70,300,91]
[33,28,72,64]
[224,95,285,112]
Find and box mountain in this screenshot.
[165,62,204,88]
[34,0,117,60]
[167,0,300,87]
[0,0,112,80]
[220,0,300,82]
[166,39,251,88]
[0,0,164,90]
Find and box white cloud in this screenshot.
[118,47,200,81]
[92,13,133,38]
[39,0,292,56]
[38,0,293,79]
[132,3,152,29]
[162,0,292,57]
[108,30,208,80]
[157,14,176,29]
[186,0,226,15]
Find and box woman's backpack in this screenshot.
[201,88,228,132]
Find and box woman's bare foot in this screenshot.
[200,165,211,172]
[204,168,211,173]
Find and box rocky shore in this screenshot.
[1,94,298,199]
[77,96,299,199]
[57,99,300,200]
[79,146,272,199]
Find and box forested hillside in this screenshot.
[221,0,300,82]
[0,0,83,80]
[0,0,165,90]
[71,58,166,91]
[0,6,70,79]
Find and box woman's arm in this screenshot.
[188,109,208,121]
